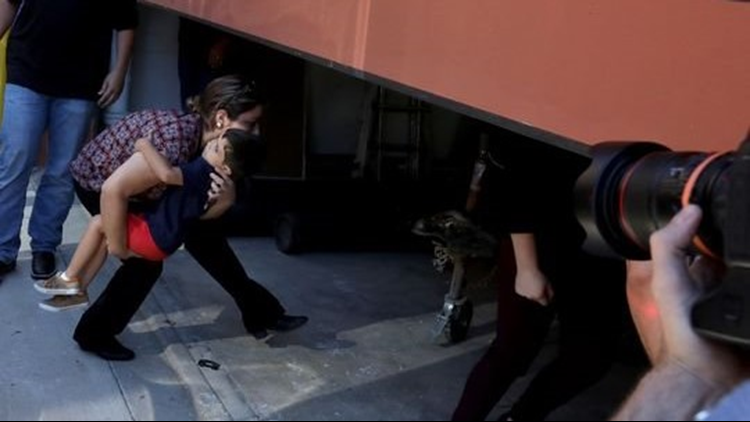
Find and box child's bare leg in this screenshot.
[65,216,108,284]
[101,152,159,258]
[36,216,109,296]
[34,216,107,300]
[77,235,109,292]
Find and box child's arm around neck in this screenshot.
[135,138,184,186]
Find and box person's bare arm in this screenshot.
[0,1,17,39]
[100,152,160,259]
[98,28,135,108]
[135,138,184,186]
[613,206,747,420]
[511,233,554,306]
[613,361,730,421]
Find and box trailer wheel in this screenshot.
[444,300,474,344]
[275,213,303,254]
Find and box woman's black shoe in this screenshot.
[75,335,136,361]
[248,315,309,340]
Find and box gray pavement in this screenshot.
[0,178,642,421]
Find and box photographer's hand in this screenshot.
[649,206,741,384]
[615,206,747,420]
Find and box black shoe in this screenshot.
[75,336,135,361]
[0,260,16,284]
[0,260,16,277]
[248,315,309,340]
[270,315,309,332]
[249,328,270,341]
[31,252,56,280]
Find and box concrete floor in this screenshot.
[0,176,644,420]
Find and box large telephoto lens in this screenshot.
[575,142,732,260]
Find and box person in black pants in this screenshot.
[69,75,307,361]
[452,126,628,421]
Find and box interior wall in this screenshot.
[129,5,467,182]
[142,0,750,152]
[307,64,370,156]
[306,62,466,177]
[129,6,182,111]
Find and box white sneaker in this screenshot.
[39,293,89,312]
[34,273,81,295]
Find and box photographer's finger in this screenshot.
[650,206,702,265]
[650,206,702,297]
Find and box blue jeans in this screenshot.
[0,84,96,262]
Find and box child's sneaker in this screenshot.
[34,273,81,295]
[39,293,89,312]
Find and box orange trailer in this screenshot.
[143,0,749,153]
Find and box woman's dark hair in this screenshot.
[222,128,267,180]
[187,75,265,130]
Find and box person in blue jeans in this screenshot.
[0,0,137,283]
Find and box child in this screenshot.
[34,128,260,311]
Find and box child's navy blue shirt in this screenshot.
[146,157,214,254]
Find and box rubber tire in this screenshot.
[275,213,304,255]
[444,300,474,344]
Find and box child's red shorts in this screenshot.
[127,214,168,262]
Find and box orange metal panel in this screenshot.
[364,0,750,152]
[144,0,368,68]
[143,0,749,152]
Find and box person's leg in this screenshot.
[74,182,102,216]
[100,153,160,258]
[183,219,286,332]
[36,184,102,308]
[34,215,107,295]
[0,84,49,264]
[507,257,627,420]
[74,258,163,339]
[72,195,164,360]
[66,216,108,289]
[452,270,554,421]
[28,96,95,254]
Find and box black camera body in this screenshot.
[576,135,750,346]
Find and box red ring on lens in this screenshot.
[680,152,729,260]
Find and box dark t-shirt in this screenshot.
[479,135,588,240]
[146,157,214,255]
[7,0,138,100]
[469,123,627,330]
[474,129,608,277]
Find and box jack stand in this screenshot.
[432,259,474,344]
